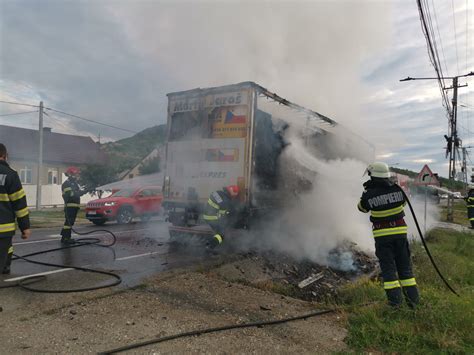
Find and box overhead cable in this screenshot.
[45,107,138,134]
[0,110,39,117]
[0,100,39,108]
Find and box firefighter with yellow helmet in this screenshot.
[358,162,419,308]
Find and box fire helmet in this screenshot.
[66,166,80,176]
[366,162,390,178]
[225,185,240,198]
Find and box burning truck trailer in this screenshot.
[162,81,374,242]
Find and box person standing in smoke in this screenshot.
[202,185,240,249]
[357,162,419,308]
[464,186,474,229]
[60,167,87,244]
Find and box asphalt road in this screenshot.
[2,219,211,290]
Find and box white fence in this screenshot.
[23,185,96,208]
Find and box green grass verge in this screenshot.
[439,200,470,226]
[337,229,474,353]
[29,207,87,228]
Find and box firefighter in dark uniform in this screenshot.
[358,162,419,308]
[0,143,31,274]
[465,186,474,229]
[203,185,240,248]
[60,166,86,244]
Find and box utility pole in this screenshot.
[461,147,468,193]
[36,101,44,210]
[400,71,473,222]
[444,77,468,221]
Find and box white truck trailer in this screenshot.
[162,82,373,238]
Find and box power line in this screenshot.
[0,100,39,108]
[451,0,461,75]
[430,0,449,75]
[417,0,452,117]
[0,110,39,117]
[44,107,138,134]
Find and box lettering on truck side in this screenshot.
[172,92,244,113]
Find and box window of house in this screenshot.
[20,166,32,184]
[48,169,59,184]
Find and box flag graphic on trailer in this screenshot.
[211,106,248,138]
[225,110,246,124]
[205,149,239,162]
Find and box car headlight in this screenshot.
[104,202,116,206]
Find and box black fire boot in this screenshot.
[403,286,420,309]
[2,266,10,275]
[385,288,403,308]
[206,235,222,250]
[61,237,76,245]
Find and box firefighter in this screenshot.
[203,185,240,248]
[0,143,31,274]
[60,167,86,244]
[465,186,474,229]
[358,162,419,308]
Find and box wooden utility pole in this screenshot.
[445,77,467,221]
[400,71,473,222]
[36,101,44,210]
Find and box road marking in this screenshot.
[4,268,74,282]
[5,251,165,282]
[13,228,163,246]
[115,251,162,261]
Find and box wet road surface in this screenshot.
[2,219,212,290]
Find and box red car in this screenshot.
[86,186,162,225]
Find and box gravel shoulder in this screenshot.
[0,260,347,354]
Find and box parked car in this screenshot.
[85,186,162,225]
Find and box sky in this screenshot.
[0,0,473,178]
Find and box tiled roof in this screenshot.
[0,125,106,164]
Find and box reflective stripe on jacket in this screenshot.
[0,160,30,237]
[203,190,231,221]
[358,178,407,237]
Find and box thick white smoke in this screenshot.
[252,130,374,266]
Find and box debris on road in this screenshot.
[298,272,324,289]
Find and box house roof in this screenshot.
[0,124,106,165]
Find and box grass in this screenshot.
[439,199,470,226]
[28,207,87,228]
[337,228,474,353]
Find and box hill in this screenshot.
[102,124,166,173]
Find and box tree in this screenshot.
[79,164,118,196]
[138,156,161,176]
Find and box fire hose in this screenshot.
[99,185,461,354]
[397,184,459,296]
[0,210,122,293]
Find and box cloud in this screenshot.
[0,0,472,179]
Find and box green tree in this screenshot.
[79,164,118,196]
[138,156,161,176]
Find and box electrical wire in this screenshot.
[44,107,138,134]
[0,100,40,108]
[430,0,449,74]
[451,0,461,75]
[0,110,39,117]
[417,0,452,117]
